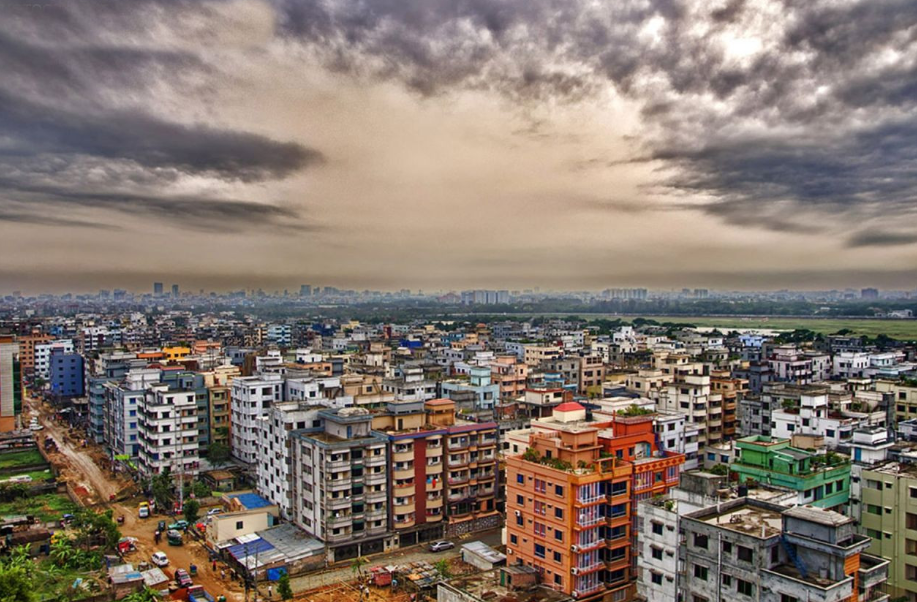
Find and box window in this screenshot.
[737,579,754,595]
[517,495,524,505]
[780,595,798,602]
[651,572,663,585]
[555,529,563,542]
[555,485,564,497]
[517,474,524,484]
[554,551,561,562]
[652,547,663,560]
[510,534,518,544]
[721,574,732,587]
[236,521,244,529]
[554,574,562,586]
[652,522,663,535]
[910,488,917,499]
[694,534,709,550]
[693,595,708,602]
[867,504,882,515]
[737,546,753,562]
[516,514,523,526]
[908,513,917,530]
[826,429,835,438]
[722,541,732,554]
[555,507,563,519]
[694,564,708,580]
[534,544,546,559]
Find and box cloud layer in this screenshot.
[1,0,916,292]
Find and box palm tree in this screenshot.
[350,556,368,581]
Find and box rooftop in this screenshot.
[783,505,853,528]
[700,503,783,538]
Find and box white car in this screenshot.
[151,552,169,567]
[207,508,223,516]
[30,423,44,431]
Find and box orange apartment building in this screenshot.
[17,332,52,374]
[711,369,747,439]
[506,403,684,602]
[489,355,529,400]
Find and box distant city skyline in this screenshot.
[2,2,917,292]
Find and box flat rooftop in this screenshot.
[701,504,783,538]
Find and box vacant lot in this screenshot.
[636,316,917,339]
[0,492,78,522]
[0,448,46,469]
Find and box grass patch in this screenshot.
[0,492,78,522]
[0,468,54,483]
[33,562,108,602]
[0,449,46,469]
[631,316,917,339]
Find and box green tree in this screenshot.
[350,556,367,580]
[151,468,175,510]
[434,559,452,580]
[207,441,230,467]
[0,564,35,602]
[183,499,200,524]
[277,572,293,601]
[121,587,162,602]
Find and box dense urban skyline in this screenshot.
[2,1,917,293]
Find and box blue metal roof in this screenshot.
[230,493,273,509]
[227,538,275,559]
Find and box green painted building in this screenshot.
[732,435,850,508]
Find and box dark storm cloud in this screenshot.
[275,0,917,236]
[848,231,917,248]
[0,0,323,231]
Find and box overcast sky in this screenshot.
[2,0,917,294]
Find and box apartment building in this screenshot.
[208,385,230,448]
[876,380,917,425]
[0,336,21,432]
[731,436,850,509]
[101,368,160,458]
[681,500,886,602]
[710,369,746,440]
[256,401,323,519]
[652,353,726,449]
[505,403,684,601]
[371,399,448,547]
[16,332,51,375]
[487,356,529,401]
[439,400,501,537]
[770,385,857,448]
[290,407,389,562]
[440,366,499,420]
[34,339,74,380]
[136,383,200,479]
[523,345,563,367]
[578,354,605,395]
[768,344,815,384]
[230,374,283,464]
[859,459,917,600]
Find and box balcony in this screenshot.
[448,439,469,451]
[365,508,387,521]
[365,454,386,467]
[447,489,469,502]
[426,497,443,509]
[393,449,414,463]
[425,512,443,522]
[393,502,416,514]
[324,530,353,543]
[427,479,443,492]
[365,471,387,485]
[326,514,353,529]
[858,554,890,591]
[426,445,443,458]
[327,459,351,471]
[327,496,351,510]
[393,516,415,529]
[576,515,602,528]
[393,482,415,496]
[448,455,470,468]
[328,478,352,492]
[366,489,387,502]
[448,475,470,486]
[394,467,414,481]
[573,561,604,575]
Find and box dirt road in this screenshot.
[28,397,245,600]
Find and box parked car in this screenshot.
[158,520,167,532]
[169,520,190,531]
[175,568,193,588]
[151,551,169,567]
[30,423,44,431]
[429,540,455,552]
[206,508,223,516]
[138,502,150,519]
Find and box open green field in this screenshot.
[0,492,78,522]
[0,449,46,469]
[0,468,54,483]
[634,316,917,339]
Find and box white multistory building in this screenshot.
[230,374,283,464]
[255,401,323,519]
[137,383,199,479]
[34,339,74,380]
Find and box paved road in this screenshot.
[290,529,504,593]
